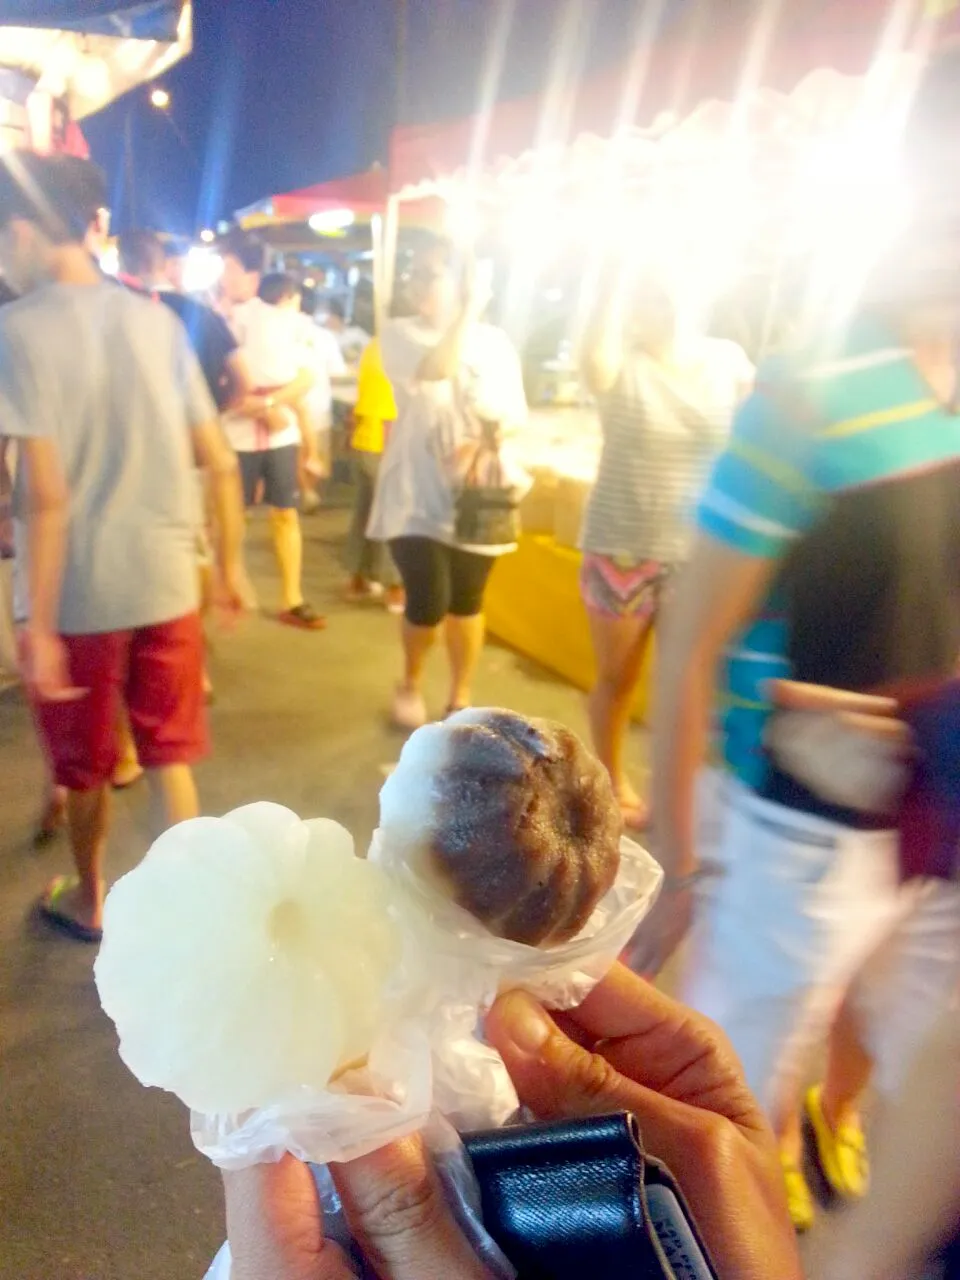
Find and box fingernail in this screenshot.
[500,990,552,1053]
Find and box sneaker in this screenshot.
[804,1083,869,1201]
[392,684,427,731]
[279,603,327,631]
[780,1153,815,1233]
[345,578,384,604]
[384,586,406,616]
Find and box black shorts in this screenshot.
[389,536,496,627]
[238,445,299,510]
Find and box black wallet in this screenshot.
[318,1112,718,1279]
[463,1112,718,1279]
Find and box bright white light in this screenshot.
[347,266,360,287]
[446,195,481,245]
[199,228,215,244]
[100,245,119,277]
[544,287,563,303]
[183,248,223,296]
[309,209,355,234]
[150,87,171,111]
[303,276,317,289]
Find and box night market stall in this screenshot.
[0,0,191,153]
[385,0,960,719]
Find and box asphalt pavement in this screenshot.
[0,505,648,1280]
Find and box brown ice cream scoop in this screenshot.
[422,710,622,946]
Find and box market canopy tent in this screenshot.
[385,0,960,330]
[0,0,191,129]
[389,0,960,199]
[237,167,442,231]
[260,167,389,225]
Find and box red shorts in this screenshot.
[32,613,208,791]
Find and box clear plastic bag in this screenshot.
[202,1115,516,1280]
[192,833,661,1164]
[378,834,663,1131]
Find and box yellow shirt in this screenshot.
[351,337,396,455]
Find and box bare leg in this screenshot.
[52,786,110,931]
[401,619,439,692]
[147,763,199,839]
[586,611,654,822]
[809,1010,960,1280]
[269,507,304,612]
[112,708,143,788]
[36,772,67,843]
[444,613,485,710]
[820,987,872,1132]
[777,1105,803,1164]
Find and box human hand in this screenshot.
[262,405,291,435]
[223,1139,495,1280]
[19,628,86,703]
[485,963,804,1280]
[458,255,492,320]
[766,679,912,815]
[212,563,255,628]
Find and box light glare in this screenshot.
[309,209,356,234]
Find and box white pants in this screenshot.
[683,771,960,1117]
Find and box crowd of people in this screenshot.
[3,38,960,1280]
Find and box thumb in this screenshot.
[485,990,697,1158]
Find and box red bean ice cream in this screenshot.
[378,709,623,946]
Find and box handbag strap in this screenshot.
[457,382,505,488]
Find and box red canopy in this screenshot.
[389,0,960,196]
[271,167,388,221]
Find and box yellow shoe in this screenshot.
[804,1083,869,1200]
[780,1154,816,1233]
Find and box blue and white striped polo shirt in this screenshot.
[698,315,960,804]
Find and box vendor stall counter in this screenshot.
[485,406,654,723]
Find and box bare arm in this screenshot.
[192,419,244,581]
[221,349,254,412]
[232,367,315,420]
[20,436,69,638]
[415,304,473,382]
[652,534,776,877]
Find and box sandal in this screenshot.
[38,875,102,944]
[392,685,427,731]
[279,603,327,631]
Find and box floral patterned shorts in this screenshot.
[580,554,674,620]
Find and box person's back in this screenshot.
[0,153,245,946]
[6,281,203,633]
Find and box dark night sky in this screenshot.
[81,0,664,233]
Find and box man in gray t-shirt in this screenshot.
[0,154,246,944]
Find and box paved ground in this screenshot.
[0,506,648,1280]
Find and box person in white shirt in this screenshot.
[323,297,371,368]
[219,236,326,630]
[368,240,528,728]
[299,297,348,512]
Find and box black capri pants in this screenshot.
[389,536,495,627]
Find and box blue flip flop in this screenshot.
[38,876,102,944]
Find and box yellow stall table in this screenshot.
[485,533,655,723]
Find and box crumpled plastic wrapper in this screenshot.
[370,831,663,1130]
[194,831,660,1164]
[97,801,661,1170]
